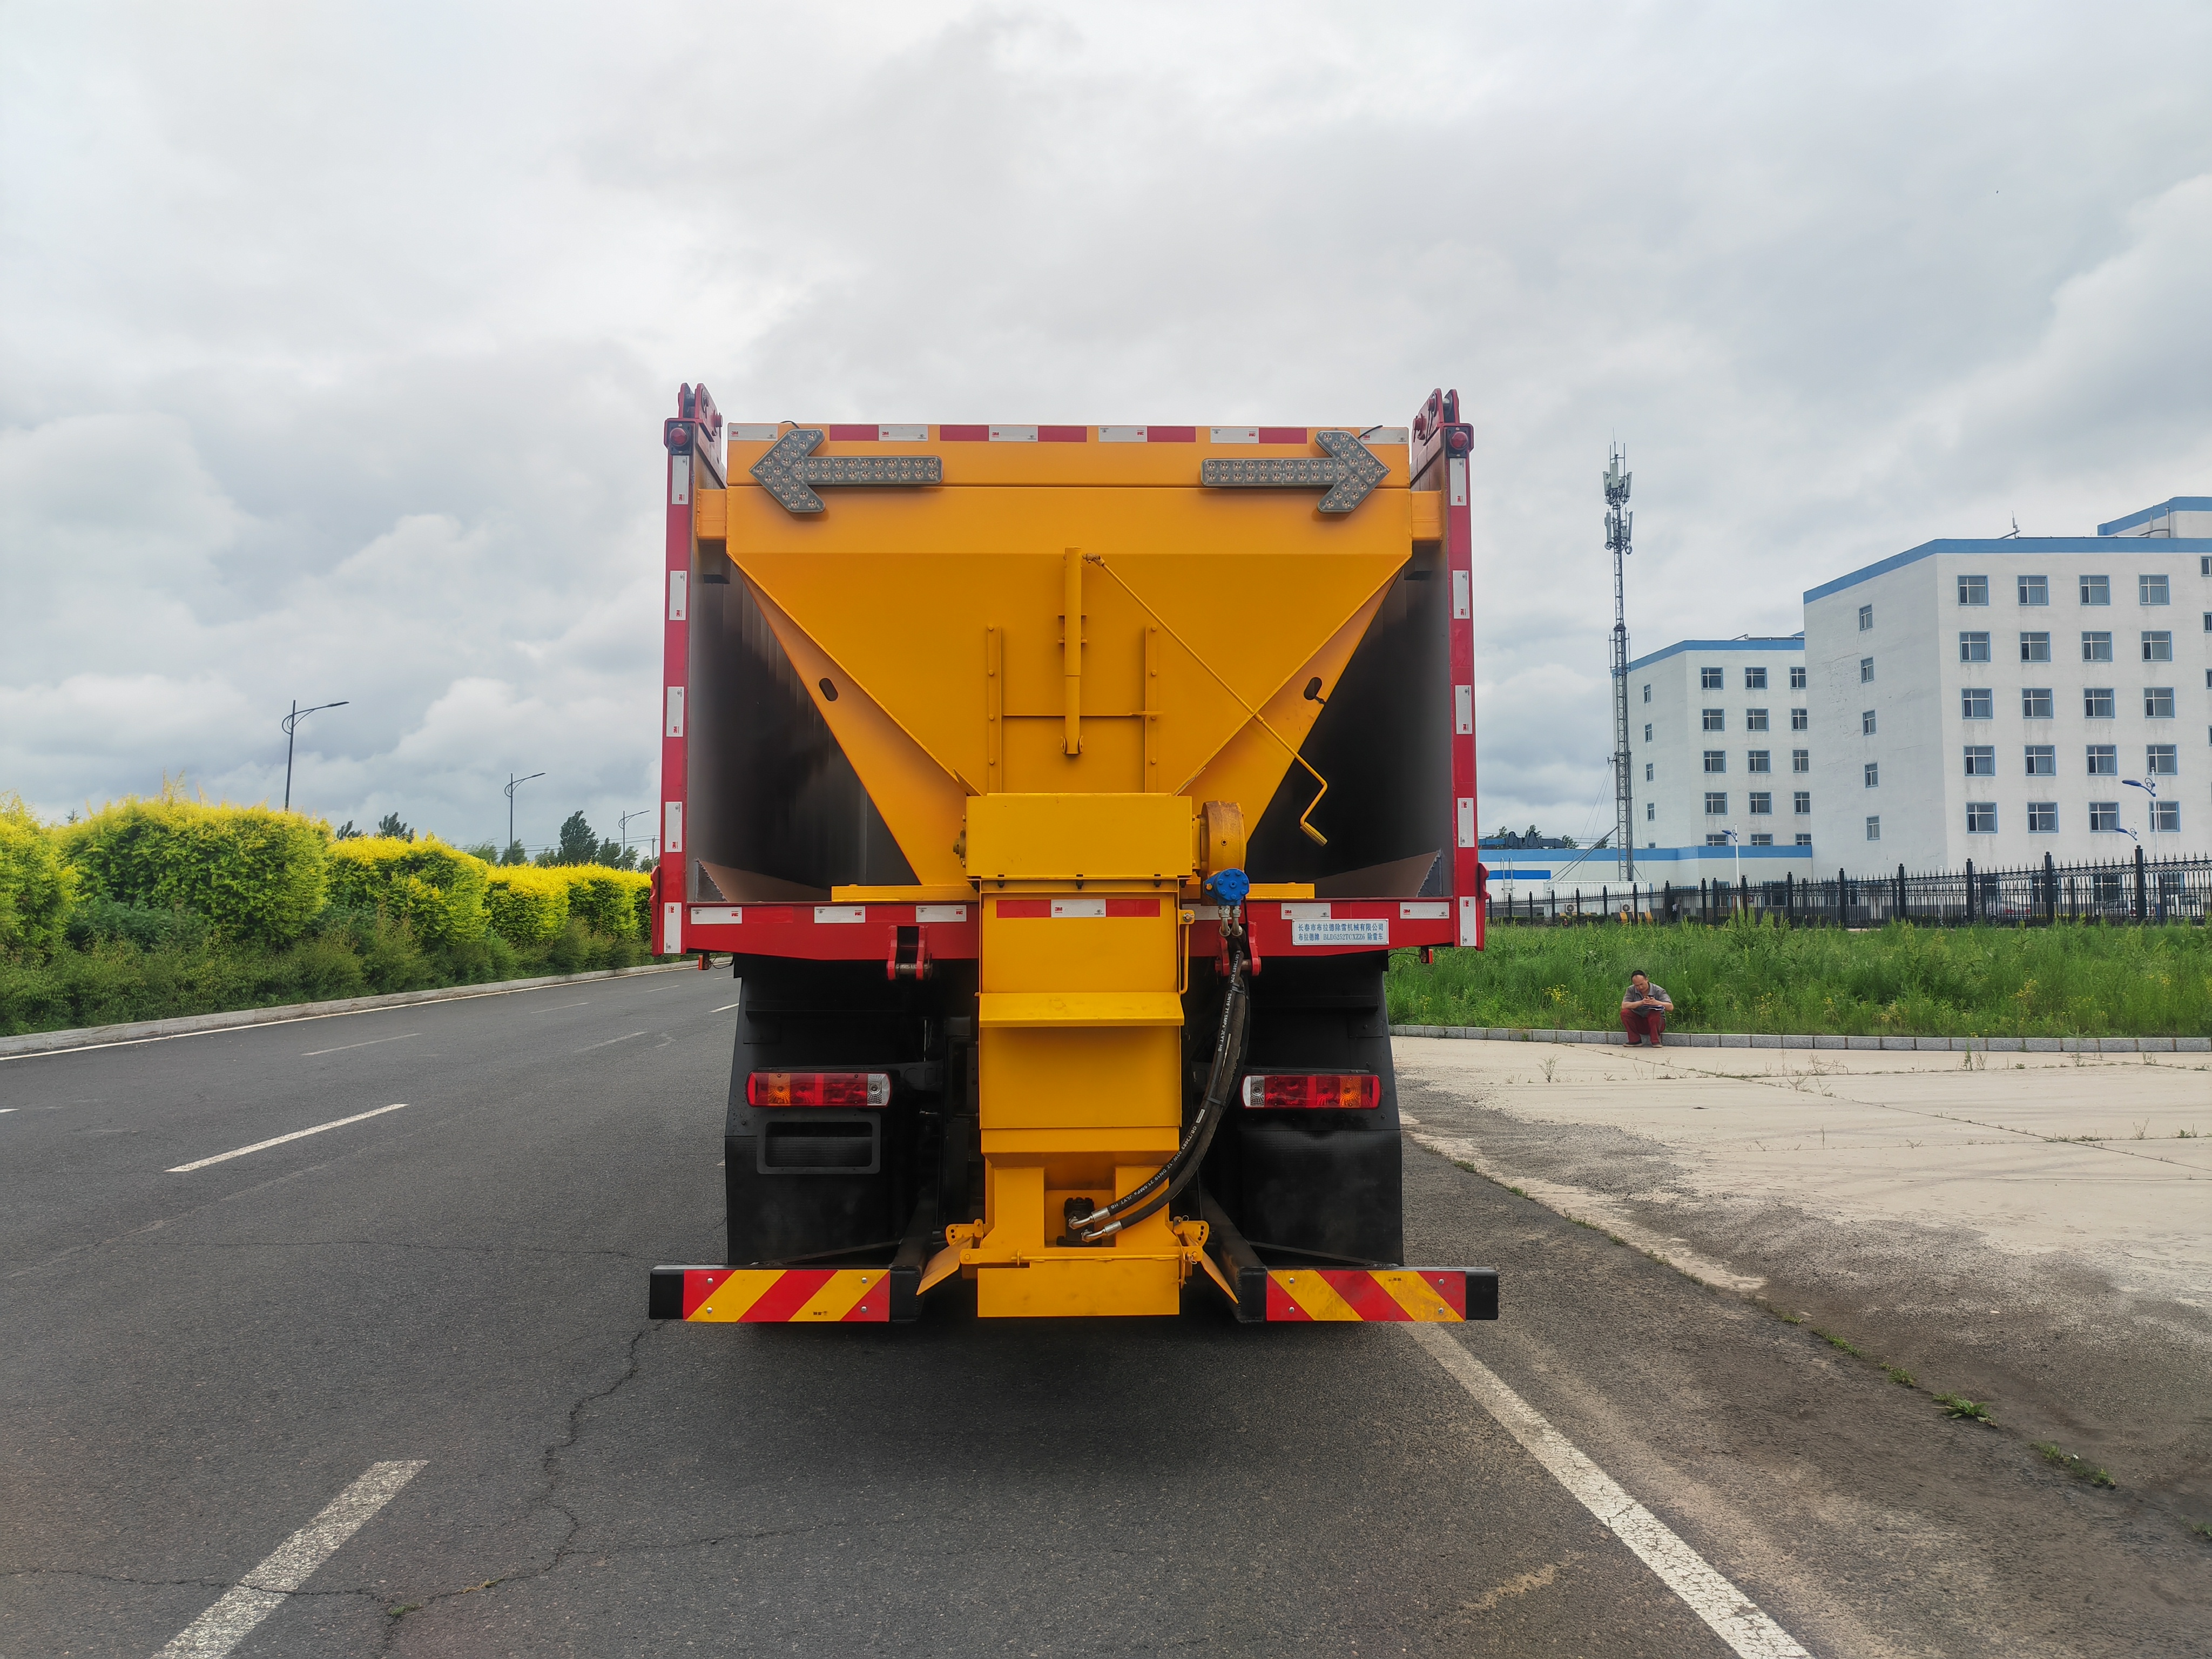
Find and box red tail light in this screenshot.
[1239,1073,1381,1110]
[745,1071,892,1108]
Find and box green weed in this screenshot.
[1885,1365,1917,1387]
[2033,1442,2116,1488]
[1936,1393,1997,1424]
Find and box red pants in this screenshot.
[1620,1009,1667,1044]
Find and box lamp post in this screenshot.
[281,699,348,812]
[1723,827,1741,915]
[505,771,545,858]
[617,807,651,864]
[2123,778,2158,860]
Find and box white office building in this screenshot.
[1804,504,2212,874]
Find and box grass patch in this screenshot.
[1814,1329,1863,1358]
[1936,1392,1997,1424]
[1387,916,2212,1037]
[1885,1365,1917,1387]
[2191,1520,2212,1542]
[2033,1442,2116,1488]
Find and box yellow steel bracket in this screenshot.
[919,1220,987,1297]
[1083,555,1331,845]
[1173,1218,1236,1305]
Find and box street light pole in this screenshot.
[505,771,546,857]
[280,698,348,812]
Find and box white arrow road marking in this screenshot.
[154,1460,424,1657]
[1407,1326,1812,1658]
[166,1104,407,1173]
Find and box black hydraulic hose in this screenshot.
[1068,952,1249,1244]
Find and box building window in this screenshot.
[2025,744,2056,776]
[1962,687,1994,718]
[2140,574,2170,605]
[1792,750,1810,773]
[1701,666,1724,690]
[1864,762,1880,787]
[2022,687,2054,718]
[2143,630,2173,662]
[1706,833,1729,847]
[2153,800,2181,833]
[1964,745,1995,775]
[2146,686,2175,718]
[1862,709,1877,734]
[1959,631,1991,663]
[1966,802,1997,833]
[1791,707,1808,730]
[1793,791,1811,814]
[2204,612,2212,633]
[1958,575,1989,605]
[1750,833,1773,845]
[1642,682,1651,703]
[1865,816,1881,841]
[1750,792,1773,815]
[1704,751,1727,773]
[1644,723,1652,742]
[2081,630,2113,662]
[1748,750,1771,773]
[2018,574,2048,605]
[1703,708,1725,731]
[1795,832,1813,846]
[2146,744,2177,775]
[1858,604,1874,631]
[1645,801,1655,820]
[2089,801,2120,832]
[1746,707,1770,731]
[2081,574,2110,605]
[1704,793,1727,815]
[1860,657,1874,683]
[2087,744,2118,775]
[1644,762,1653,782]
[2083,687,2115,718]
[1790,665,1808,689]
[2020,631,2051,662]
[2027,801,2058,833]
[1745,666,1767,690]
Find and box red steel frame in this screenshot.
[656,389,1479,964]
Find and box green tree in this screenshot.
[0,795,76,959]
[333,819,362,840]
[376,812,414,842]
[500,840,528,866]
[556,811,597,865]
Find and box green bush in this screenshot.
[61,794,327,947]
[565,868,650,940]
[484,866,570,944]
[326,837,490,948]
[0,795,76,959]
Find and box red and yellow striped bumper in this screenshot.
[649,1266,892,1323]
[1237,1266,1499,1323]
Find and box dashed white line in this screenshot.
[711,1002,741,1013]
[154,1459,424,1657]
[573,1030,647,1054]
[166,1105,408,1173]
[1407,1325,1812,1658]
[300,1032,418,1057]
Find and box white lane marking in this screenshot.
[711,1002,740,1013]
[0,1107,15,1113]
[573,1030,647,1054]
[167,1105,407,1174]
[1407,1326,1812,1659]
[530,1001,591,1013]
[154,1459,424,1658]
[300,1032,417,1057]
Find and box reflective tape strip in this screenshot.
[727,423,780,441]
[1400,901,1449,920]
[663,800,682,852]
[1459,895,1481,948]
[684,1268,888,1323]
[989,424,1036,442]
[662,902,682,955]
[668,571,687,621]
[915,904,967,922]
[665,686,685,737]
[813,906,866,924]
[1455,685,1473,735]
[1264,1270,1466,1323]
[1452,569,1471,619]
[1457,798,1475,848]
[1211,427,1258,443]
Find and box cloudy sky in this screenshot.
[5,3,2209,854]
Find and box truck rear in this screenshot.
[646,389,1495,1326]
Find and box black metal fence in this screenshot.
[1485,848,2212,927]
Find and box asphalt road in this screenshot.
[3,970,2204,1657]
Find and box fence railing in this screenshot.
[1484,848,2210,927]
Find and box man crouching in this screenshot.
[1621,969,1673,1047]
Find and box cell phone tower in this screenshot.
[1605,445,1635,879]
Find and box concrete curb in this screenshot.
[0,960,709,1060]
[1391,1023,2211,1055]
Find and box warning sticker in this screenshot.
[1291,918,1390,947]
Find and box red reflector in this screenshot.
[745,1071,891,1108]
[1239,1074,1381,1110]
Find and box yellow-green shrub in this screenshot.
[0,795,77,958]
[62,793,327,946]
[484,866,571,944]
[326,837,489,948]
[564,868,651,940]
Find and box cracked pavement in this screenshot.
[5,973,2209,1655]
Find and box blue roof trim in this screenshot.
[1804,536,2212,604]
[1622,844,1813,864]
[1483,844,1813,874]
[2098,497,2212,536]
[1624,637,1804,672]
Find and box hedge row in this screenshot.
[0,794,652,960]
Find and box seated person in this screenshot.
[1620,969,1672,1046]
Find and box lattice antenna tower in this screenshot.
[1604,445,1635,879]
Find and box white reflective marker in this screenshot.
[155,1460,425,1658]
[167,1104,406,1174]
[1407,1328,1810,1658]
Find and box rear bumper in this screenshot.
[1236,1265,1499,1323]
[649,1265,921,1323]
